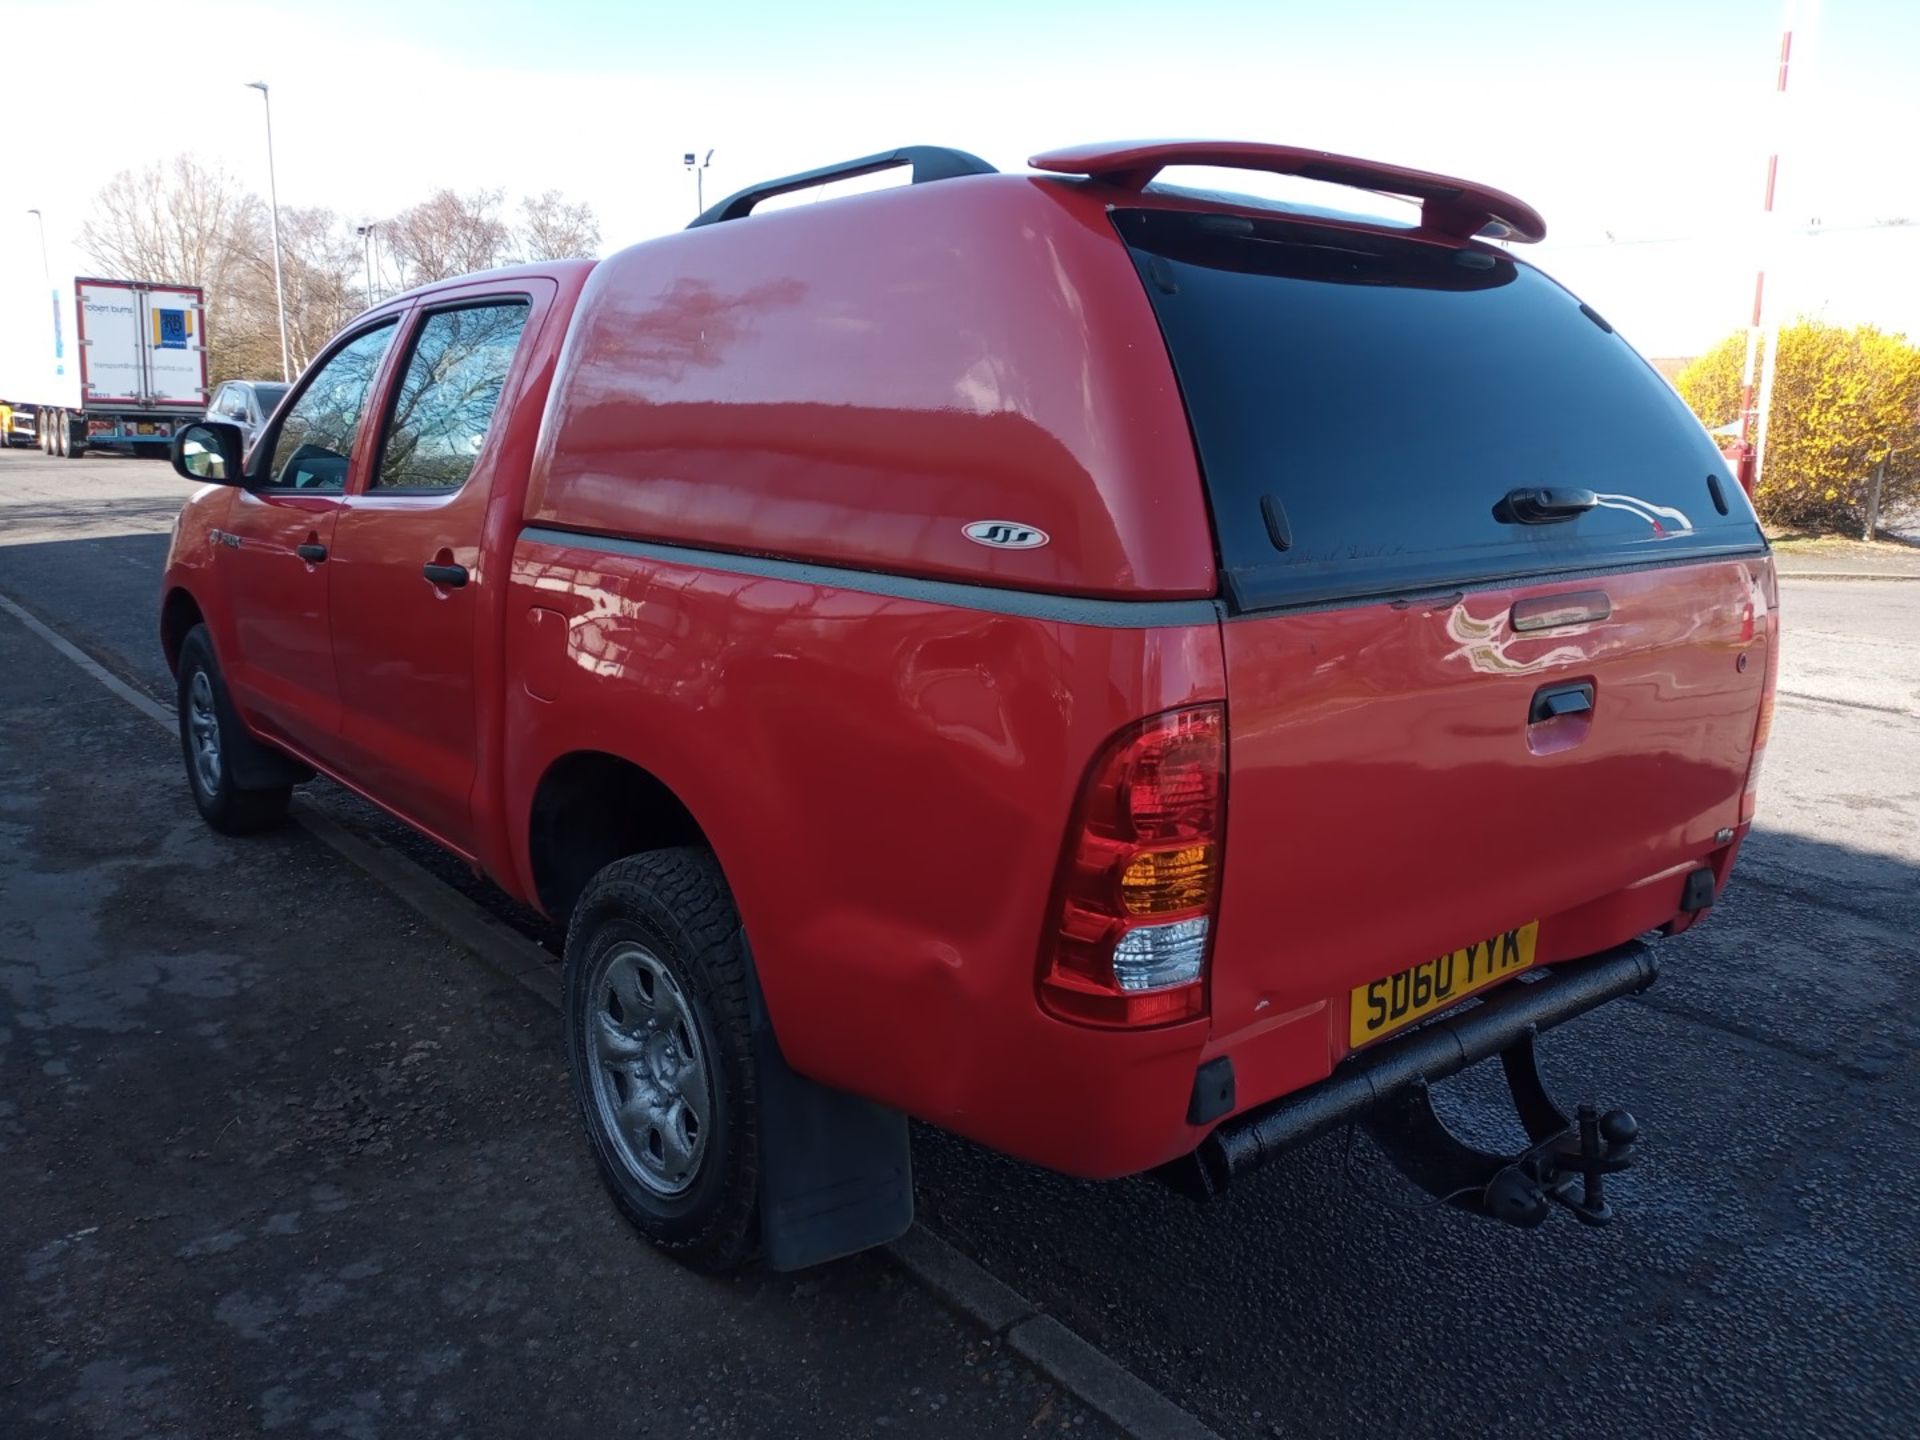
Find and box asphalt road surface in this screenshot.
[3,449,1916,1439]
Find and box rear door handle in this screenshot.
[296,543,328,563]
[1528,682,1594,724]
[422,562,469,588]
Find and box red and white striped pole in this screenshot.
[1736,4,1809,496]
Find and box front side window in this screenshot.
[266,320,398,491]
[374,302,530,492]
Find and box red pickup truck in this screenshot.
[163,141,1776,1270]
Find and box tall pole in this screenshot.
[357,223,377,305]
[1736,3,1812,495]
[685,149,714,217]
[247,81,291,382]
[26,207,62,378]
[26,207,50,285]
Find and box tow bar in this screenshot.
[1156,941,1656,1226]
[1364,1027,1638,1226]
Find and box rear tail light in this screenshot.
[1040,705,1225,1027]
[1741,561,1780,823]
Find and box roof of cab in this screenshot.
[379,258,600,308]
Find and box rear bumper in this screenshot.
[880,844,1736,1181]
[1162,940,1657,1196]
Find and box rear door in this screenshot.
[73,279,144,404]
[136,285,209,410]
[1115,208,1771,1046]
[326,287,543,850]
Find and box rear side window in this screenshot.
[1116,209,1764,610]
[374,302,529,492]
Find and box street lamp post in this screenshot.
[356,223,378,305]
[25,206,50,284]
[246,81,292,381]
[25,207,62,381]
[684,149,714,216]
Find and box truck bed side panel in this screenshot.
[503,532,1227,1176]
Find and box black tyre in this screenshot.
[176,625,291,834]
[564,848,759,1272]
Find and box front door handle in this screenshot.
[296,543,328,563]
[422,562,469,588]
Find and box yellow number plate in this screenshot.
[1348,922,1539,1049]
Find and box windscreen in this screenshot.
[1116,208,1766,611]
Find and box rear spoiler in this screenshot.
[1029,140,1546,244]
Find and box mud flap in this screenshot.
[749,981,914,1271]
[225,735,315,790]
[199,650,315,790]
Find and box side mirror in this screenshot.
[171,421,246,485]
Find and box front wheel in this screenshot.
[563,849,760,1272]
[176,625,291,834]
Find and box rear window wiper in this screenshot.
[1494,487,1597,525]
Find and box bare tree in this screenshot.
[79,155,264,294]
[222,206,367,378]
[82,161,602,384]
[384,189,511,287]
[516,190,601,261]
[80,154,286,383]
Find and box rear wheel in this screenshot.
[564,849,760,1272]
[176,625,291,834]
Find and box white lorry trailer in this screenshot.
[0,276,209,456]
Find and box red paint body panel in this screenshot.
[528,178,1216,600]
[505,536,1226,1175]
[159,156,1773,1182]
[218,489,344,757]
[1207,560,1770,1084]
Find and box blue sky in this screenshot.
[5,0,1917,356]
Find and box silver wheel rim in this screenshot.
[584,942,712,1196]
[187,669,222,796]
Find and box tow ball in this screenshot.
[1364,1025,1639,1227]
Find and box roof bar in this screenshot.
[688,146,998,228]
[1029,140,1547,244]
